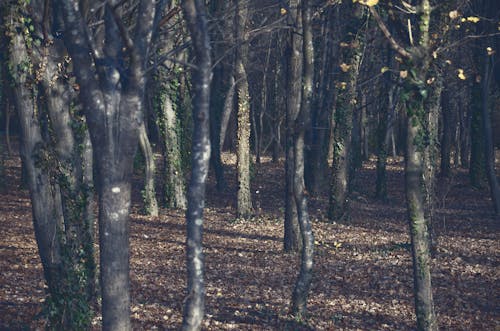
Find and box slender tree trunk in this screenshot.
[181,1,212,329]
[376,55,397,201]
[406,107,438,331]
[470,76,487,188]
[440,88,455,177]
[139,122,159,216]
[234,0,253,219]
[306,9,335,194]
[208,0,228,191]
[284,0,302,252]
[291,0,314,318]
[219,76,236,150]
[404,1,438,329]
[481,52,500,215]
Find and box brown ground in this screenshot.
[0,147,499,330]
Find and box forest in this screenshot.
[0,0,498,330]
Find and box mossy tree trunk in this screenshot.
[8,2,97,328]
[234,0,253,219]
[158,87,187,210]
[328,3,366,222]
[370,0,438,328]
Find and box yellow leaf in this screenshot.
[380,66,389,73]
[466,16,480,23]
[340,63,351,72]
[445,59,452,65]
[432,51,438,59]
[340,42,350,48]
[399,70,408,79]
[448,10,459,19]
[280,7,287,15]
[427,77,435,85]
[486,47,495,56]
[457,69,466,80]
[355,0,379,6]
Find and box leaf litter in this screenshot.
[0,150,498,330]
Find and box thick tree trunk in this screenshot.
[291,0,314,318]
[181,1,212,330]
[10,5,97,327]
[235,0,253,219]
[10,26,65,303]
[284,0,302,252]
[139,122,159,216]
[61,1,156,329]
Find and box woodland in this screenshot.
[0,0,499,330]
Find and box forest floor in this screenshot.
[0,145,499,330]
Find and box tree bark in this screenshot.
[61,1,156,329]
[9,2,97,327]
[328,3,366,222]
[181,0,212,329]
[139,122,159,216]
[234,0,253,219]
[291,0,314,318]
[160,91,187,210]
[481,52,500,215]
[284,0,302,252]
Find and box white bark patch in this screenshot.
[112,187,121,193]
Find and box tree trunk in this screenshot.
[291,0,314,318]
[10,3,97,327]
[481,52,500,215]
[423,78,442,252]
[469,81,486,188]
[235,0,253,219]
[208,0,228,191]
[160,91,187,209]
[328,3,366,222]
[219,75,236,151]
[306,8,336,194]
[405,107,438,331]
[284,0,302,252]
[139,122,159,216]
[10,21,65,309]
[181,0,212,329]
[61,1,156,329]
[440,88,455,178]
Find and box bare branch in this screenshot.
[369,6,411,59]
